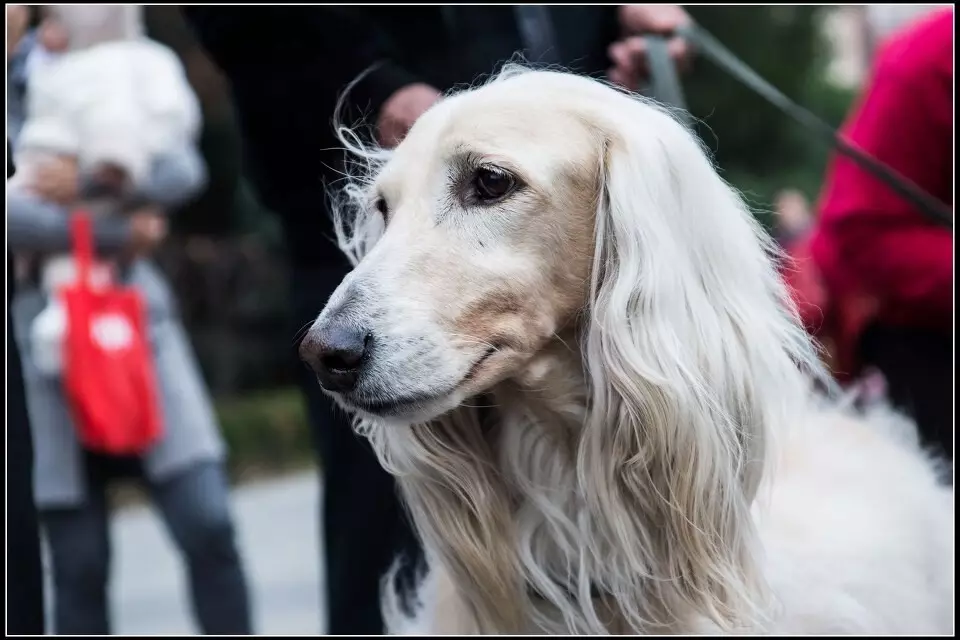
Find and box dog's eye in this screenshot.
[375,197,388,220]
[473,167,515,204]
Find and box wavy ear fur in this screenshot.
[578,92,823,631]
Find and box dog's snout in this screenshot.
[300,322,371,392]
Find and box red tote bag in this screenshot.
[60,212,163,455]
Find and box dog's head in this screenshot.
[302,68,816,427]
[302,70,605,422]
[302,68,824,632]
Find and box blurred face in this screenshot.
[38,20,70,53]
[300,79,605,423]
[41,6,143,51]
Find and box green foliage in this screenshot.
[216,387,313,479]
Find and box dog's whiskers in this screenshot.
[291,320,315,346]
[449,332,502,352]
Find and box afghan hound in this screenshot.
[299,67,953,634]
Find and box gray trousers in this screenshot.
[41,459,252,635]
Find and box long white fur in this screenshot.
[323,66,954,634]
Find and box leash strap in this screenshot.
[513,6,562,66]
[70,211,94,288]
[644,24,952,229]
[643,35,693,129]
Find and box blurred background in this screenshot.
[7,4,947,635]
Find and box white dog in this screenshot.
[300,67,954,634]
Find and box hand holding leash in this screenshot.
[608,5,693,91]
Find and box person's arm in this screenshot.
[817,55,952,327]
[7,147,190,252]
[130,145,208,211]
[7,192,130,252]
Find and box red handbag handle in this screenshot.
[70,211,95,288]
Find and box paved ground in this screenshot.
[103,471,323,635]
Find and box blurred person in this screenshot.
[6,6,253,634]
[9,5,201,213]
[772,189,875,400]
[184,4,692,633]
[8,3,202,369]
[6,6,45,634]
[806,7,953,459]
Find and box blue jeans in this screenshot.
[41,458,252,634]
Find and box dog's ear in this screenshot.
[578,97,822,631]
[330,95,393,266]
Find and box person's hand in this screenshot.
[126,207,168,257]
[90,162,131,195]
[7,5,30,61]
[774,189,812,238]
[31,156,81,206]
[608,4,694,91]
[377,83,442,148]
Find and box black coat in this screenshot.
[183,6,618,269]
[7,144,46,635]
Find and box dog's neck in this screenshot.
[392,332,719,633]
[494,332,589,433]
[481,332,634,632]
[383,332,612,634]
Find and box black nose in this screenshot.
[299,323,371,392]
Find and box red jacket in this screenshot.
[804,8,954,377]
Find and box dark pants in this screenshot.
[292,266,423,635]
[859,323,953,461]
[41,458,252,635]
[7,283,47,636]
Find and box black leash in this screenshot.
[643,25,953,229]
[514,5,563,66]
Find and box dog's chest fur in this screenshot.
[495,350,588,572]
[488,345,625,631]
[385,340,635,634]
